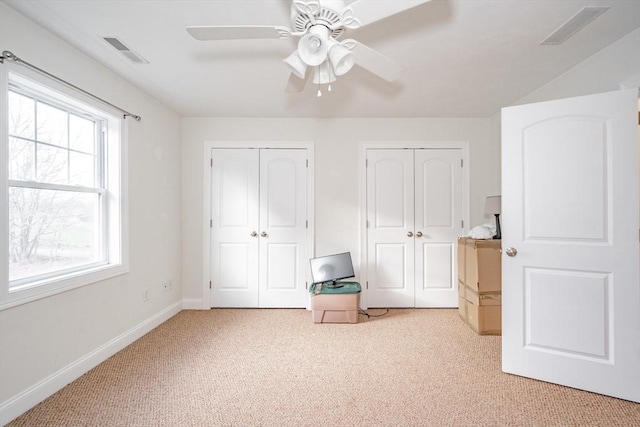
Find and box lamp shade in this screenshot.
[283,51,307,79]
[328,43,354,76]
[297,25,330,66]
[484,195,501,215]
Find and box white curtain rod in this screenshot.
[1,50,141,121]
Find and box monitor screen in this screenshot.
[309,252,355,286]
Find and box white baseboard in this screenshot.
[0,301,183,425]
[182,298,205,310]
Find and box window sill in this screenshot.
[0,263,129,311]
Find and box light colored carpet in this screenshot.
[8,309,640,426]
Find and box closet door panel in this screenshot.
[366,149,415,307]
[414,149,462,307]
[210,149,260,307]
[259,149,309,307]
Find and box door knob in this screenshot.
[250,231,258,237]
[416,231,423,237]
[407,231,414,237]
[260,231,268,238]
[505,247,518,257]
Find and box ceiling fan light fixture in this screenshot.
[328,42,354,76]
[313,61,336,85]
[284,51,308,79]
[298,25,330,66]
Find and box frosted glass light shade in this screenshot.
[284,51,307,79]
[328,43,354,76]
[298,25,330,66]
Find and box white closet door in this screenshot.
[366,149,415,307]
[258,149,309,307]
[414,149,462,307]
[210,149,260,307]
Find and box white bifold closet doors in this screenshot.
[210,148,309,308]
[366,148,463,308]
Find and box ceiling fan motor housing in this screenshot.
[291,0,346,39]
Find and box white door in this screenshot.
[367,149,415,307]
[258,149,309,307]
[414,149,462,307]
[366,148,463,308]
[501,89,640,402]
[210,148,309,308]
[210,149,259,307]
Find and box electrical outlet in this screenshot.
[143,288,149,302]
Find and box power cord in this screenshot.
[359,308,390,318]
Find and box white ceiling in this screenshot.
[3,0,639,118]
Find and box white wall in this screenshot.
[489,28,640,200]
[0,3,182,423]
[514,28,640,106]
[181,117,497,306]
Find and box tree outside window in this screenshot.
[8,89,104,286]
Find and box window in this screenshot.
[1,70,128,308]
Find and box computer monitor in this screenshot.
[309,252,355,288]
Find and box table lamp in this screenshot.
[484,195,501,239]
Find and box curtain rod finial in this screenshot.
[1,51,17,62]
[124,114,142,121]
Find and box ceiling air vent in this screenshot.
[540,6,609,45]
[103,36,149,64]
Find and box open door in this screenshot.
[501,88,640,402]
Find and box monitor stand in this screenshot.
[325,280,344,289]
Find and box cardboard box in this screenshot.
[458,282,502,335]
[464,288,501,306]
[465,299,501,335]
[458,294,467,320]
[311,292,360,324]
[457,237,466,284]
[457,280,466,319]
[462,238,501,293]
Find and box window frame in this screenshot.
[0,66,129,310]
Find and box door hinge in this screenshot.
[461,159,463,167]
[210,158,213,167]
[306,220,308,229]
[366,281,369,289]
[209,281,212,289]
[461,220,464,228]
[210,219,213,228]
[306,159,308,167]
[305,281,308,290]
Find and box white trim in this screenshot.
[0,66,129,309]
[0,264,128,310]
[182,297,205,310]
[0,301,182,425]
[359,141,470,309]
[202,141,315,309]
[0,56,9,308]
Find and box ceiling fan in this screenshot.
[186,0,431,95]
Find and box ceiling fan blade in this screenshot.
[187,25,292,41]
[346,0,432,28]
[344,39,403,82]
[285,72,310,93]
